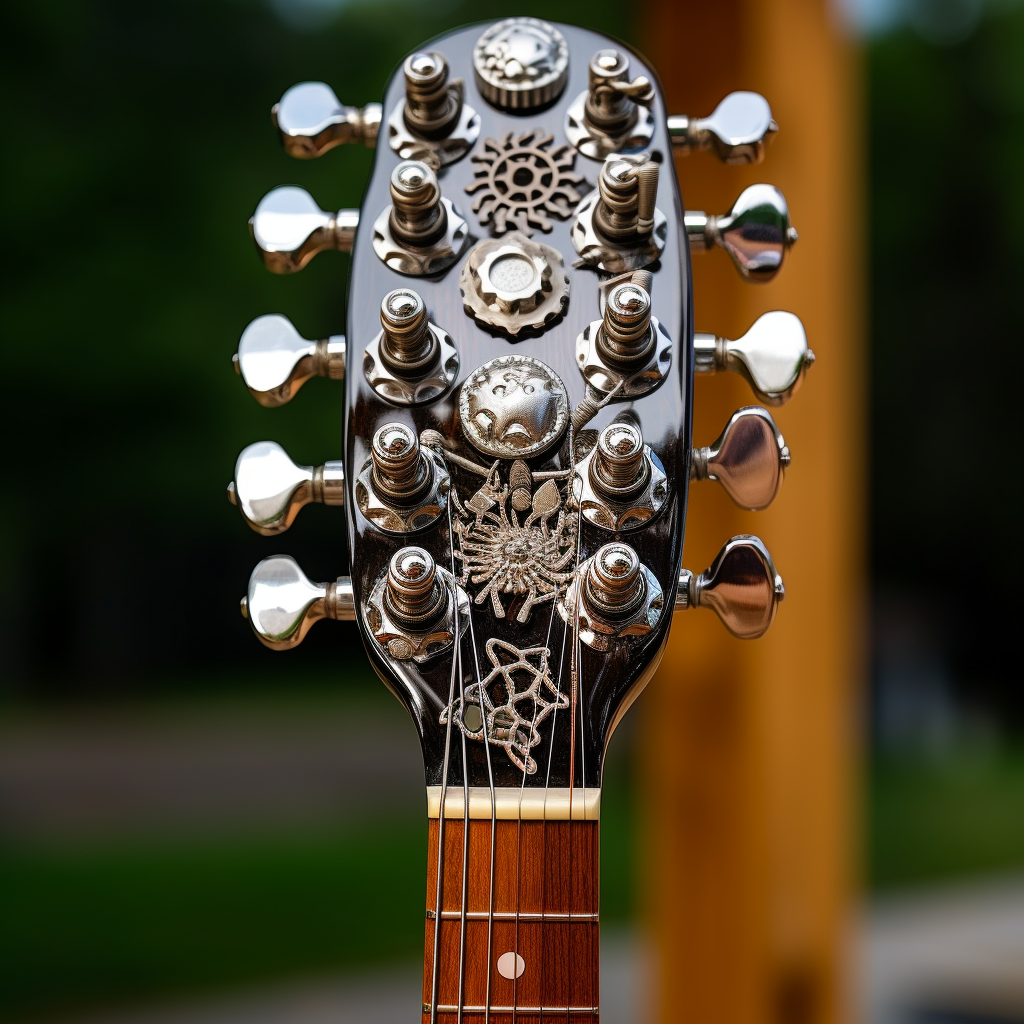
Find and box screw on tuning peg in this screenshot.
[668,92,777,165]
[694,311,814,406]
[249,186,359,274]
[241,556,355,651]
[690,407,789,511]
[685,184,797,283]
[674,536,784,639]
[228,441,344,536]
[233,314,345,408]
[273,82,382,158]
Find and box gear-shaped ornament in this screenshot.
[465,130,587,236]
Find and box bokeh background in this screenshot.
[2,0,1022,1021]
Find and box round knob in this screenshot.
[371,423,430,503]
[473,18,569,112]
[384,546,446,628]
[273,82,381,158]
[228,441,344,536]
[585,542,646,618]
[717,184,797,282]
[233,315,345,409]
[669,92,777,165]
[242,556,355,651]
[691,407,789,510]
[378,289,436,373]
[592,422,648,498]
[676,536,784,640]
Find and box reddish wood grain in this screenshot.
[421,818,599,1022]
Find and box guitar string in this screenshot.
[457,640,470,1024]
[430,554,462,1024]
[450,497,497,1024]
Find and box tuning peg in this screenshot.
[675,536,784,639]
[691,407,789,510]
[694,311,813,406]
[233,314,344,408]
[250,186,359,274]
[241,555,355,651]
[272,82,382,158]
[685,184,797,282]
[668,92,777,164]
[227,441,344,536]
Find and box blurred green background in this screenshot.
[2,0,1023,1019]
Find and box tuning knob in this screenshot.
[694,311,813,406]
[227,441,344,536]
[273,82,382,158]
[675,536,784,639]
[241,556,355,651]
[685,184,797,282]
[233,314,345,408]
[668,92,777,164]
[250,186,359,274]
[691,407,789,511]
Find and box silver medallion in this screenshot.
[473,18,569,112]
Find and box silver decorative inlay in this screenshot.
[441,638,569,774]
[460,233,569,337]
[453,460,576,623]
[466,131,585,236]
[459,355,569,460]
[473,18,569,112]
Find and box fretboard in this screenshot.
[422,813,600,1022]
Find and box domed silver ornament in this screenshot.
[473,18,569,112]
[459,355,569,460]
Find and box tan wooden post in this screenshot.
[638,3,864,1024]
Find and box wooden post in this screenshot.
[638,3,864,1024]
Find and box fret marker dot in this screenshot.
[497,951,525,980]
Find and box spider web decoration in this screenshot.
[452,461,577,623]
[441,638,568,774]
[465,130,587,236]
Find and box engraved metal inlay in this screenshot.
[453,460,576,623]
[459,355,569,460]
[441,638,569,774]
[460,233,569,337]
[466,131,586,236]
[473,18,569,112]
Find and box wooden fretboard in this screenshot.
[422,817,600,1022]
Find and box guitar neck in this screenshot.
[423,803,600,1021]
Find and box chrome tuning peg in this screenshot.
[668,92,777,165]
[241,556,355,651]
[273,82,382,158]
[694,311,813,406]
[691,407,789,510]
[228,441,344,536]
[250,186,359,274]
[233,314,345,408]
[686,184,797,282]
[675,536,784,639]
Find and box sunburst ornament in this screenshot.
[465,130,587,236]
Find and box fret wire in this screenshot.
[428,1005,599,1015]
[428,910,599,921]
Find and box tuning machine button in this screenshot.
[233,314,344,408]
[576,273,671,402]
[386,52,480,169]
[691,407,789,510]
[355,423,450,533]
[565,48,655,160]
[273,82,382,158]
[228,441,344,536]
[675,536,784,639]
[573,422,668,531]
[250,186,359,274]
[668,92,777,165]
[559,542,664,651]
[363,289,459,405]
[372,160,469,276]
[686,184,797,282]
[571,153,666,272]
[694,311,814,405]
[241,556,355,651]
[366,547,461,663]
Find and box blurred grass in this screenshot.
[867,743,1024,890]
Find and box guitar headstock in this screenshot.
[232,19,811,802]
